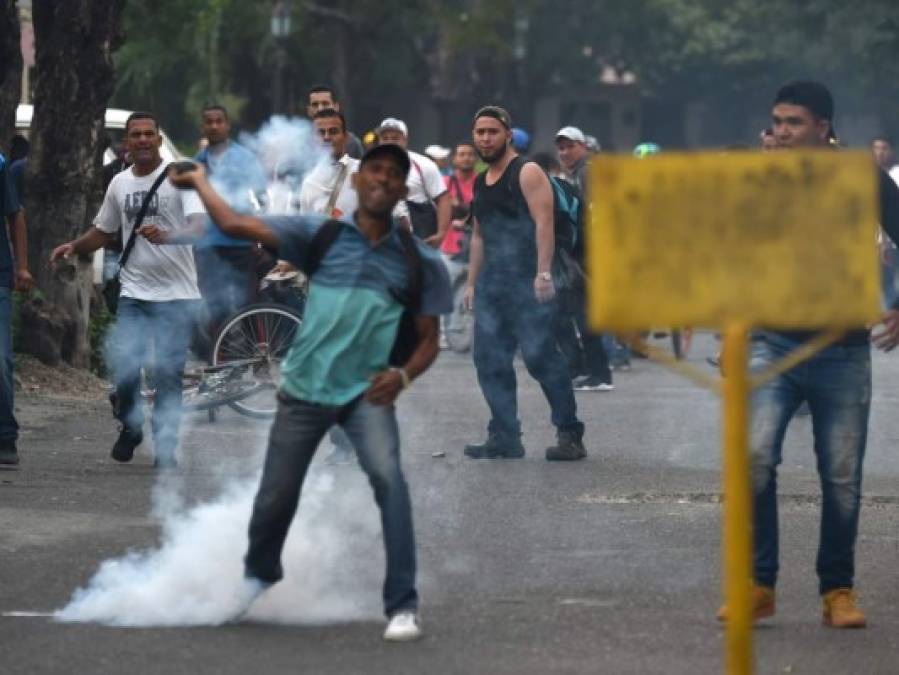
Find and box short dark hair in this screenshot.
[312,108,346,132]
[872,136,893,147]
[125,111,159,134]
[308,84,337,101]
[774,80,834,120]
[201,104,229,120]
[454,140,476,154]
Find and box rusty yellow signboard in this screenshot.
[587,150,882,331]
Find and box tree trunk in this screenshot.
[22,0,124,367]
[0,0,22,152]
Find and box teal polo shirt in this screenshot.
[265,215,453,405]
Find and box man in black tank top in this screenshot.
[461,106,586,461]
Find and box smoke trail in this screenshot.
[55,468,384,627]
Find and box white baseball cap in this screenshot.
[377,117,408,137]
[556,126,586,144]
[424,144,450,161]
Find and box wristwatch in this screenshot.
[538,271,552,282]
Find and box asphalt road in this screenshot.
[2,333,898,675]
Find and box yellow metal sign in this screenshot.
[587,150,882,330]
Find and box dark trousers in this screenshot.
[194,246,255,355]
[0,288,17,443]
[245,393,418,617]
[473,279,582,437]
[109,298,197,456]
[556,284,612,381]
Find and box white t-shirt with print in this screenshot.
[94,162,205,302]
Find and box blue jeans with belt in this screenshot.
[750,333,870,594]
[244,392,418,617]
[0,288,18,444]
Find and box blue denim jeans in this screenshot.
[750,333,871,594]
[0,288,17,443]
[473,279,582,437]
[108,298,198,457]
[244,392,418,617]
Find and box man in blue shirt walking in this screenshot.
[194,104,268,356]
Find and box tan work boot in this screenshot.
[716,585,776,622]
[822,588,866,628]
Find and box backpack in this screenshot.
[502,158,586,289]
[301,219,423,367]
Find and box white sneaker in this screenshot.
[225,577,270,624]
[383,611,422,642]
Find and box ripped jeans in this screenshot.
[750,333,871,594]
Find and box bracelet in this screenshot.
[390,367,411,389]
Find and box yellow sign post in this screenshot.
[587,150,882,675]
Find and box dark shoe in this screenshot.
[546,430,586,461]
[0,441,19,466]
[111,426,143,463]
[464,434,525,459]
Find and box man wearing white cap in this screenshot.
[555,126,591,194]
[378,118,451,248]
[424,145,452,176]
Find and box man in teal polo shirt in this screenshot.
[169,143,451,642]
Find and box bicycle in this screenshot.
[206,271,305,418]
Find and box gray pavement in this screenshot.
[2,333,899,674]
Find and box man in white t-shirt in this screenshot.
[377,118,450,248]
[51,112,206,469]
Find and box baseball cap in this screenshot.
[360,143,411,178]
[424,144,451,161]
[377,117,408,137]
[473,106,512,130]
[556,126,586,144]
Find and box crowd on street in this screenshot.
[3,78,899,641]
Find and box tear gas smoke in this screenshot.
[65,116,380,627]
[56,469,384,626]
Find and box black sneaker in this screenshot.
[111,426,143,463]
[464,434,525,459]
[0,440,19,466]
[545,430,586,461]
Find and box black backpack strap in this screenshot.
[119,166,169,270]
[302,218,344,275]
[393,227,423,312]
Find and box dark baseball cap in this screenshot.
[360,143,411,178]
[474,105,512,129]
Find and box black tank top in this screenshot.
[472,157,538,280]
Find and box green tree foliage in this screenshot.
[110,0,899,146]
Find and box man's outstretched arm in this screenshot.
[169,164,279,249]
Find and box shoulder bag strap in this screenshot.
[119,166,170,270]
[394,227,423,312]
[410,159,433,206]
[302,218,344,275]
[324,160,350,215]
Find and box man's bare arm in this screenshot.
[519,162,555,275]
[365,315,440,406]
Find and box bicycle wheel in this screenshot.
[182,379,269,412]
[445,278,474,353]
[212,303,303,418]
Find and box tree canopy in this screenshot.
[108,0,899,147]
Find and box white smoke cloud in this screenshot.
[55,468,384,627]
